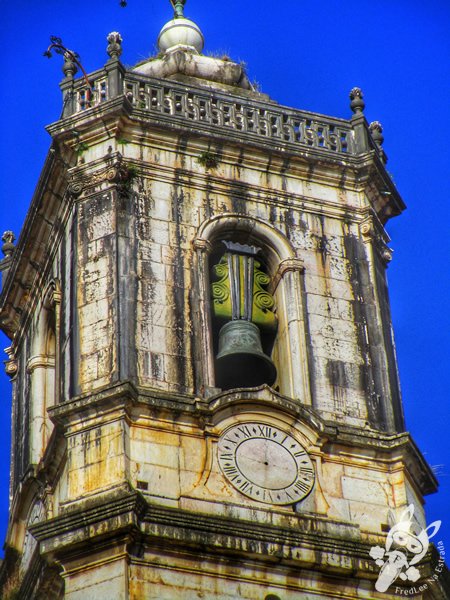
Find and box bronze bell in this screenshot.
[215,320,277,390]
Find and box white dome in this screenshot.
[157,18,204,54]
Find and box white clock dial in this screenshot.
[218,423,315,505]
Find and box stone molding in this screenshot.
[0,150,71,341]
[43,279,62,310]
[270,257,305,293]
[360,217,393,264]
[203,384,320,429]
[68,156,133,199]
[195,213,296,263]
[47,381,437,496]
[323,421,437,496]
[27,355,56,374]
[4,345,17,379]
[192,237,212,253]
[30,488,366,567]
[26,486,450,598]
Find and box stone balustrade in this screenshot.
[61,66,380,158]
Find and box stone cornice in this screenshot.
[45,95,132,141]
[120,112,405,212]
[323,421,438,496]
[30,488,146,548]
[31,486,449,596]
[48,381,197,430]
[30,488,371,572]
[199,384,323,432]
[48,88,404,216]
[0,147,74,341]
[48,381,437,497]
[123,156,368,223]
[15,484,450,597]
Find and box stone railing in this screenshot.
[60,64,381,159]
[123,74,353,154]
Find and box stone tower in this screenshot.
[0,4,447,599]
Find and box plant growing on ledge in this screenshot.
[197,151,220,170]
[116,137,130,154]
[75,141,89,157]
[126,164,139,180]
[119,163,139,194]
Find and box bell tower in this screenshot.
[0,3,447,598]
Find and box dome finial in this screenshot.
[158,0,204,54]
[170,0,186,18]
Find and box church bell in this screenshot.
[211,242,278,390]
[215,320,277,390]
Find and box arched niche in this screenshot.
[192,214,311,404]
[27,279,61,465]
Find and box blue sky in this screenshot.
[0,0,449,553]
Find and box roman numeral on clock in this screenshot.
[299,466,314,475]
[223,465,239,478]
[294,449,307,457]
[294,480,311,494]
[237,425,253,438]
[257,425,273,438]
[239,480,253,494]
[219,453,233,460]
[223,437,238,446]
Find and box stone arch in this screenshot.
[27,279,61,465]
[192,214,311,403]
[7,476,44,554]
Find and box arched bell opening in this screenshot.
[194,214,311,403]
[209,238,278,391]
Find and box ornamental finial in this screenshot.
[44,36,92,101]
[369,121,384,148]
[62,51,78,78]
[158,0,204,53]
[350,87,365,114]
[170,0,186,18]
[369,121,387,163]
[2,231,16,258]
[107,32,123,59]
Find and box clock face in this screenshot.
[218,423,315,505]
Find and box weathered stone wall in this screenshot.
[76,191,119,392]
[46,385,418,549]
[67,131,400,434]
[2,125,414,597]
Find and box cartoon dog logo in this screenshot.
[369,504,441,592]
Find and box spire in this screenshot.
[170,0,186,19]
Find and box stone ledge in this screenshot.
[202,384,323,430]
[323,421,438,495]
[27,490,450,594]
[48,381,437,498]
[30,488,146,554]
[30,489,371,572]
[48,380,197,428]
